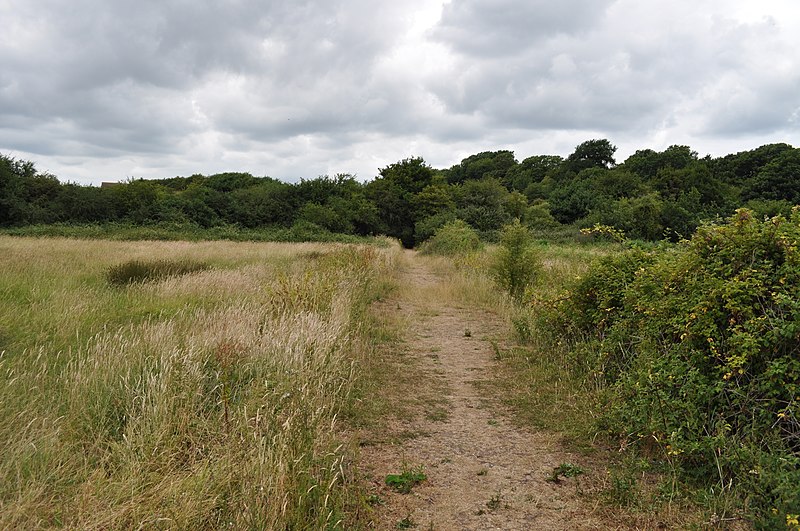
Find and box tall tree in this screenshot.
[565,139,617,173]
[742,148,800,203]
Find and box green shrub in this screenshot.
[556,208,800,523]
[417,219,482,256]
[490,219,541,301]
[524,201,558,230]
[106,259,210,285]
[414,211,457,243]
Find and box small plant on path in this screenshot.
[486,491,506,511]
[396,515,416,529]
[386,465,427,494]
[547,462,585,483]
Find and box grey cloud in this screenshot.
[1,0,798,185]
[433,0,615,57]
[0,0,424,161]
[426,1,800,139]
[700,78,800,136]
[692,18,800,136]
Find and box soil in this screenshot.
[358,252,614,530]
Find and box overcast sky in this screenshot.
[1,0,798,185]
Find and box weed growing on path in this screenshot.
[486,491,507,511]
[386,466,427,494]
[547,463,585,483]
[396,515,417,528]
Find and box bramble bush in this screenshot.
[556,208,800,525]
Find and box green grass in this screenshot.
[105,258,211,285]
[0,221,388,245]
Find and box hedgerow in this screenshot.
[556,208,800,525]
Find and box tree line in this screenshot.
[2,139,799,246]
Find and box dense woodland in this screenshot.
[2,139,799,246]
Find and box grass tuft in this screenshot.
[105,258,210,285]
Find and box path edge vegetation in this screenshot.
[425,212,800,529]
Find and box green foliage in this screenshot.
[557,247,653,352]
[413,183,455,220]
[297,202,352,233]
[453,177,515,235]
[414,211,457,243]
[364,177,413,246]
[418,219,482,256]
[385,466,426,494]
[490,220,541,301]
[445,150,517,185]
[583,193,666,241]
[548,176,603,224]
[379,157,434,195]
[742,148,800,203]
[485,492,505,511]
[229,180,294,227]
[714,143,795,185]
[3,140,799,246]
[579,223,627,243]
[546,462,585,483]
[508,154,563,192]
[621,145,698,179]
[743,199,795,220]
[396,516,416,528]
[605,466,640,508]
[566,138,617,173]
[524,201,558,230]
[504,190,528,219]
[105,259,210,285]
[556,209,800,522]
[2,221,378,244]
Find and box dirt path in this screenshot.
[359,252,610,530]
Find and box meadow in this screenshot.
[3,210,798,528]
[0,236,398,529]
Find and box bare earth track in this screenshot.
[359,252,611,530]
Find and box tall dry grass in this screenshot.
[0,236,399,529]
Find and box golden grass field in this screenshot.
[0,236,399,529]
